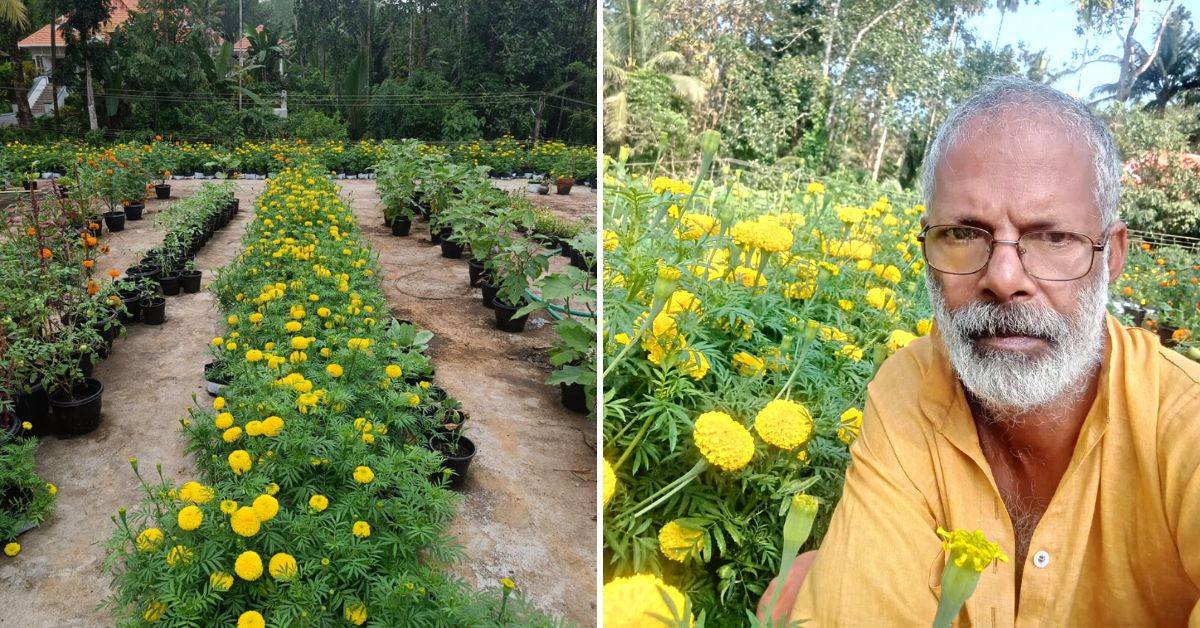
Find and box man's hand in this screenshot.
[756,550,818,623]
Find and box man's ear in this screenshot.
[1106,220,1128,284]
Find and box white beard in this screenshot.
[926,264,1109,421]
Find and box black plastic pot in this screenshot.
[467,259,488,287]
[140,296,166,325]
[480,282,499,309]
[391,217,412,236]
[21,180,37,191]
[429,434,476,490]
[155,184,171,200]
[158,272,182,296]
[125,201,145,220]
[75,350,96,379]
[494,298,530,333]
[440,239,464,259]
[15,383,51,435]
[1159,325,1180,347]
[556,180,573,195]
[203,362,231,397]
[48,377,104,437]
[560,382,589,415]
[0,412,22,444]
[119,295,142,323]
[180,270,202,293]
[1131,307,1148,327]
[430,229,442,245]
[102,211,126,232]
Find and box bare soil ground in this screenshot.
[0,178,597,626]
[339,179,598,626]
[491,178,598,225]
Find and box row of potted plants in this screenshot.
[375,143,597,415]
[103,163,551,625]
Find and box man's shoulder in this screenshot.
[1112,321,1200,423]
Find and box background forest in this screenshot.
[1,0,596,143]
[605,0,1200,237]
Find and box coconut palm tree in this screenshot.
[603,0,705,144]
[1,0,34,126]
[0,0,26,26]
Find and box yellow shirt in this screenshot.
[793,314,1200,626]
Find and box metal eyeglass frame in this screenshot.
[917,224,1110,281]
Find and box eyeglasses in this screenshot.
[918,225,1109,281]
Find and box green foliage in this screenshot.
[0,436,57,542]
[625,69,691,161]
[282,109,348,141]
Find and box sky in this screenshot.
[965,0,1200,101]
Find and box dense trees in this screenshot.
[2,0,596,143]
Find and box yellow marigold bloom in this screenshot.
[693,411,754,471]
[732,265,767,288]
[210,571,234,591]
[838,343,864,361]
[937,527,1010,572]
[223,426,243,442]
[344,602,368,626]
[731,351,765,376]
[674,213,719,240]
[252,494,279,521]
[215,412,235,430]
[245,349,264,362]
[680,347,709,380]
[663,290,701,315]
[385,364,403,378]
[291,336,313,350]
[603,574,693,627]
[317,307,331,317]
[142,601,166,622]
[284,320,302,333]
[838,407,864,445]
[268,552,298,580]
[326,363,344,377]
[754,399,814,450]
[408,393,421,406]
[261,415,284,437]
[917,318,933,336]
[166,544,193,567]
[235,550,263,581]
[213,396,226,410]
[603,229,619,250]
[3,542,20,557]
[228,450,252,475]
[806,181,826,195]
[658,519,705,562]
[602,459,617,507]
[866,287,897,312]
[887,329,917,353]
[353,520,371,538]
[178,481,214,504]
[248,312,263,324]
[309,494,329,512]
[220,499,239,515]
[246,420,264,436]
[874,263,902,284]
[353,466,374,484]
[651,176,692,196]
[177,505,203,531]
[237,611,265,628]
[836,205,865,224]
[136,528,164,552]
[231,506,261,537]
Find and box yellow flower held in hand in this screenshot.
[693,411,754,471]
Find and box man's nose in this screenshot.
[977,240,1036,302]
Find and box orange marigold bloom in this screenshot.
[40,248,52,259]
[87,281,99,295]
[107,269,120,279]
[82,259,94,269]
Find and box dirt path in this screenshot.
[492,178,598,225]
[0,180,262,626]
[338,179,598,626]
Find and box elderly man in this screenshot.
[762,76,1200,625]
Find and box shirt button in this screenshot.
[1033,550,1050,568]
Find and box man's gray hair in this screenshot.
[920,76,1123,228]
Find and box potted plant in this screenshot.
[428,430,477,490]
[486,238,552,332]
[43,326,106,437]
[180,260,202,293]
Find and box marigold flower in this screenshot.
[136,528,164,552]
[309,494,329,512]
[231,506,261,537]
[353,520,371,538]
[385,364,403,378]
[353,466,374,484]
[228,450,252,475]
[284,320,302,333]
[886,329,917,353]
[178,481,213,504]
[177,505,203,531]
[234,550,263,580]
[268,552,298,580]
[344,602,368,626]
[261,415,284,437]
[838,408,864,445]
[215,412,234,430]
[142,600,165,622]
[223,426,243,442]
[937,527,1009,572]
[245,349,264,362]
[731,351,765,376]
[4,542,20,557]
[658,519,704,562]
[246,420,264,436]
[210,571,234,591]
[252,494,279,521]
[326,363,344,377]
[213,396,226,410]
[602,459,617,507]
[237,611,265,628]
[754,399,813,450]
[693,411,754,471]
[166,544,193,567]
[603,574,692,627]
